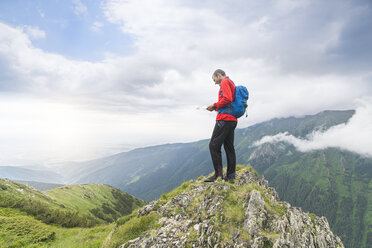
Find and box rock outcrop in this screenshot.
[120,167,344,248]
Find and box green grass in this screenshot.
[0,207,27,217]
[46,184,144,223]
[107,212,161,248]
[0,216,56,248]
[0,179,146,247]
[51,224,114,248]
[0,212,114,248]
[0,179,101,227]
[309,213,316,228]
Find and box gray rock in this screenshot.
[244,190,266,237]
[138,200,158,216]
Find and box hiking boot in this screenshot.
[223,176,235,184]
[204,175,218,182]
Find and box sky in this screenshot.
[0,0,372,166]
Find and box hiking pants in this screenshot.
[209,120,237,178]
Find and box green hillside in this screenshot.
[0,212,114,248]
[0,179,145,247]
[46,184,145,223]
[0,179,100,228]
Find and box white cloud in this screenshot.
[21,25,46,40]
[253,99,372,157]
[102,0,372,74]
[90,21,103,32]
[72,0,87,16]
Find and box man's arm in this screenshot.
[213,80,234,110]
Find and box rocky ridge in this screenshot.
[120,166,344,248]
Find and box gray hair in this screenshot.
[212,69,226,77]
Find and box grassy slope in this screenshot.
[0,208,113,248]
[0,179,67,209]
[0,206,113,248]
[45,184,144,223]
[0,180,145,247]
[0,179,101,228]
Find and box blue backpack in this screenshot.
[218,82,249,118]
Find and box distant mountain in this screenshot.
[106,166,344,247]
[0,166,63,183]
[14,180,64,191]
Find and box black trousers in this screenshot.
[209,120,237,178]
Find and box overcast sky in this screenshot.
[0,0,371,166]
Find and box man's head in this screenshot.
[212,69,226,85]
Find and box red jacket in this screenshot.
[213,77,237,122]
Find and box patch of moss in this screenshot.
[188,231,198,243]
[309,213,316,228]
[259,230,281,243]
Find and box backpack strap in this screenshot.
[219,78,235,97]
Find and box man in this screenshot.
[204,69,237,183]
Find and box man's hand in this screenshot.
[207,105,215,112]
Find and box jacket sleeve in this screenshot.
[213,79,234,110]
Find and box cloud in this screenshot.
[253,99,372,157]
[102,0,372,75]
[72,0,87,16]
[0,21,213,113]
[99,0,372,122]
[90,21,103,32]
[1,0,372,121]
[21,25,46,40]
[326,0,372,72]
